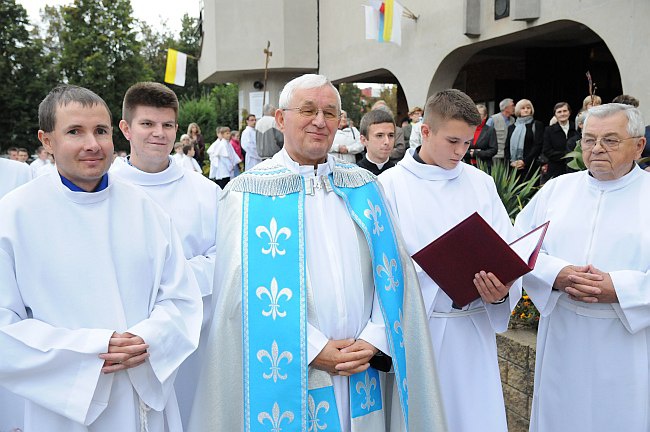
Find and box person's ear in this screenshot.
[275,109,285,132]
[119,120,132,141]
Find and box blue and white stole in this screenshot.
[242,169,408,431]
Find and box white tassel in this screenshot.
[139,398,151,432]
[227,159,377,196]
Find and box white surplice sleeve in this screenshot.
[357,289,389,355]
[126,224,202,411]
[0,249,115,425]
[307,323,330,364]
[483,178,522,332]
[187,186,220,322]
[514,188,569,317]
[611,270,650,334]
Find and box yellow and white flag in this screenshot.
[364,0,404,45]
[164,48,187,86]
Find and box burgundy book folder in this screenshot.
[412,212,549,308]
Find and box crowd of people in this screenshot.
[1,73,650,432]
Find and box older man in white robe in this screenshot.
[0,85,201,431]
[515,103,650,431]
[189,74,445,432]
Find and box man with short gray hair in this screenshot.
[255,103,277,134]
[486,97,515,161]
[515,103,650,432]
[190,74,444,432]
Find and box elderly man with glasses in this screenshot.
[189,74,445,432]
[515,103,650,432]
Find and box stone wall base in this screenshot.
[497,329,537,432]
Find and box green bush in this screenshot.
[564,141,586,171]
[178,94,218,144]
[477,160,541,223]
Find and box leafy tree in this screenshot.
[58,0,154,149]
[137,20,175,85]
[211,83,239,131]
[339,83,364,127]
[0,0,57,153]
[379,85,398,118]
[178,94,217,143]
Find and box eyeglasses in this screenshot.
[581,136,641,151]
[282,106,340,121]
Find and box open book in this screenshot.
[412,212,549,308]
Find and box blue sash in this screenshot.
[243,174,408,431]
[333,179,408,427]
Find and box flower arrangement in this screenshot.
[509,291,540,329]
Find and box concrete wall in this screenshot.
[316,0,650,119]
[199,0,318,83]
[199,0,650,120]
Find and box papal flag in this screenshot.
[164,48,187,86]
[364,0,404,45]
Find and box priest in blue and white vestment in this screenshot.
[189,74,446,432]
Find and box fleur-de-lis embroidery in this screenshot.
[376,253,399,291]
[308,393,330,431]
[256,278,292,320]
[256,218,291,258]
[257,340,293,382]
[355,370,378,411]
[393,308,404,348]
[363,199,384,236]
[258,402,294,432]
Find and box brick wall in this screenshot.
[496,329,537,432]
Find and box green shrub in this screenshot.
[476,160,541,223]
[564,141,586,171]
[178,94,218,144]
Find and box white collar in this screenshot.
[274,148,335,178]
[111,156,183,186]
[366,154,390,169]
[398,147,464,181]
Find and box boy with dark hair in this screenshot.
[357,109,396,175]
[111,81,220,429]
[379,88,521,432]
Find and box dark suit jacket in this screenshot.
[542,121,578,180]
[504,120,544,180]
[464,125,497,166]
[640,125,650,169]
[389,126,406,163]
[358,155,395,176]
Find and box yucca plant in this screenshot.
[476,160,541,222]
[564,141,586,171]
